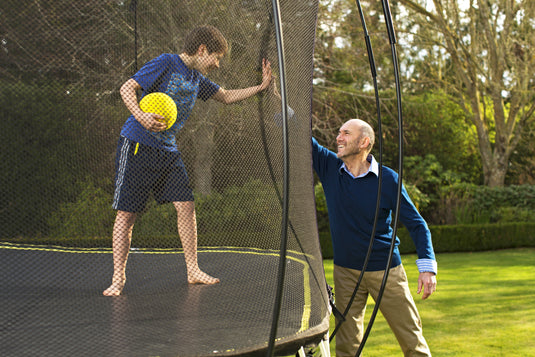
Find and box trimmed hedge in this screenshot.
[5,223,535,258]
[430,184,535,225]
[319,222,535,259]
[1,231,278,250]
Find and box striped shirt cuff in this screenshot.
[416,259,437,275]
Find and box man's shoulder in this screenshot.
[378,165,399,182]
[312,138,338,160]
[381,165,397,175]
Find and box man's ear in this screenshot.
[360,136,370,150]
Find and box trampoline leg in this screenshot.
[297,333,330,357]
[318,333,331,357]
[297,346,307,357]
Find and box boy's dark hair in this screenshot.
[182,26,228,56]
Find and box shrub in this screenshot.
[1,81,97,237]
[434,184,535,224]
[131,179,283,247]
[314,183,330,233]
[47,179,115,241]
[195,179,282,235]
[320,223,535,259]
[397,223,535,254]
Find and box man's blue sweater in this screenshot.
[312,138,436,272]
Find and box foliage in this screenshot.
[314,183,330,233]
[312,87,482,218]
[400,90,482,184]
[396,0,535,186]
[320,222,535,259]
[0,0,134,87]
[313,88,481,222]
[47,179,115,238]
[0,81,100,237]
[197,179,282,235]
[313,0,397,145]
[2,0,535,245]
[403,153,465,222]
[403,182,430,212]
[131,179,282,240]
[315,0,402,91]
[314,0,535,187]
[41,178,284,248]
[399,222,535,254]
[506,118,535,184]
[434,183,535,225]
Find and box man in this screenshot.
[312,119,437,356]
[103,26,273,296]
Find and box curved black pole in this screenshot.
[355,0,403,355]
[266,0,291,355]
[256,10,331,356]
[329,0,384,342]
[256,9,330,329]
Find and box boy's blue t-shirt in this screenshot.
[120,54,220,151]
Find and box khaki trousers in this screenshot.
[333,264,431,357]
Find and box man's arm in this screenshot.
[397,184,438,299]
[120,78,167,132]
[211,59,272,104]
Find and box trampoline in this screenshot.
[0,243,327,356]
[0,0,331,356]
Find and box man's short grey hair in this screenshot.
[352,119,375,153]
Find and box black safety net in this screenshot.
[0,1,329,356]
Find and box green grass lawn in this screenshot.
[317,248,535,356]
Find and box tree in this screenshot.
[312,0,399,147]
[396,0,535,186]
[312,1,481,174]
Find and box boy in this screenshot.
[104,26,273,296]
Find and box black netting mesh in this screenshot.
[0,0,329,356]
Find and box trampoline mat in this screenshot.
[0,243,328,357]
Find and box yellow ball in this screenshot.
[139,92,177,129]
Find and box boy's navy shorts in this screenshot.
[112,136,194,213]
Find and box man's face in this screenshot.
[336,122,362,159]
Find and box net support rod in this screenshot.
[266,0,291,356]
[330,0,384,341]
[355,0,403,355]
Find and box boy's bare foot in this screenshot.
[187,270,220,285]
[103,277,126,296]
